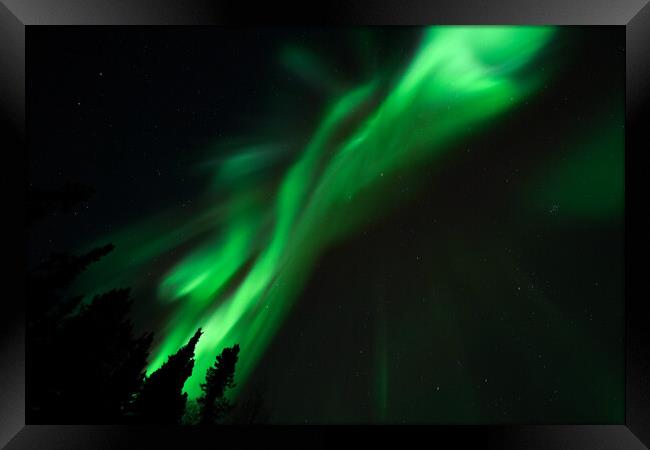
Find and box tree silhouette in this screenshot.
[227,387,270,424]
[197,344,240,424]
[57,289,153,422]
[28,287,153,423]
[26,183,248,424]
[181,398,201,425]
[32,244,114,292]
[26,243,130,423]
[134,328,203,424]
[27,244,114,328]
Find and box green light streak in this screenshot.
[77,27,556,399]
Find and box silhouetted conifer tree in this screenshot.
[27,244,115,335]
[31,244,115,293]
[25,185,149,422]
[134,328,203,424]
[50,289,153,423]
[27,184,253,425]
[197,344,240,424]
[26,243,127,423]
[182,399,200,425]
[227,387,270,424]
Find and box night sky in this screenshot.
[28,26,624,423]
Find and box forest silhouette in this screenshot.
[26,183,265,424]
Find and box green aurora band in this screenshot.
[78,26,561,399]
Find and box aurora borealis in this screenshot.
[29,26,625,422]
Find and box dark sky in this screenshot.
[27,27,416,259]
[28,26,625,423]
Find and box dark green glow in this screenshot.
[375,305,388,422]
[526,118,624,219]
[280,45,342,93]
[77,27,557,399]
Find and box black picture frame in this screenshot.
[1,1,647,448]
